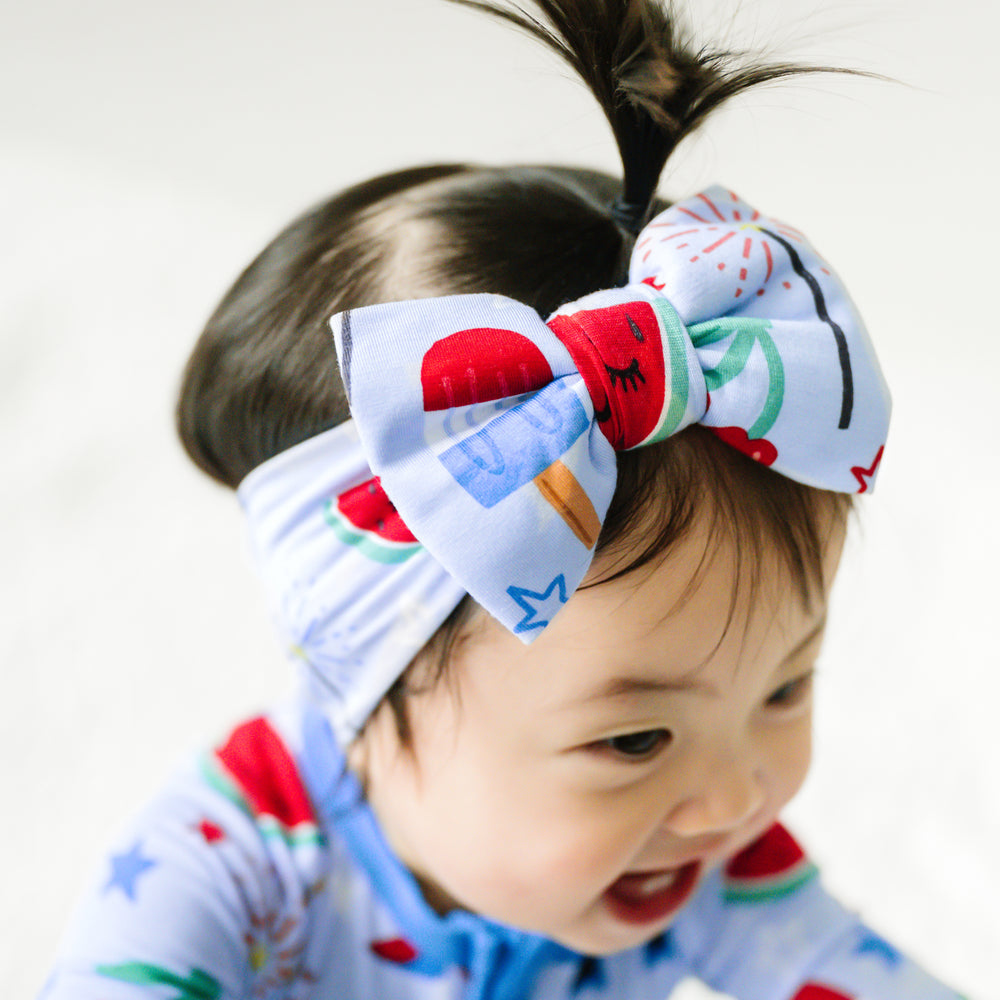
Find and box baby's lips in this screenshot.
[603,862,702,925]
[610,870,677,901]
[610,861,700,900]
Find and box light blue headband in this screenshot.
[240,186,890,742]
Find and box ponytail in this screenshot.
[451,0,853,231]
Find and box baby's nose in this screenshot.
[661,753,765,838]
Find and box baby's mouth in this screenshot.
[602,862,701,925]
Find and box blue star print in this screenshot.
[853,929,902,968]
[643,930,678,966]
[105,841,157,900]
[571,956,606,994]
[507,574,568,633]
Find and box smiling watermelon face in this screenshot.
[323,476,421,564]
[548,300,668,450]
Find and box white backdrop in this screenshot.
[3,1,997,997]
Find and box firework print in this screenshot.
[41,704,964,1000]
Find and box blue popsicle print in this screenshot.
[437,380,589,508]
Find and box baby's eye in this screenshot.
[765,672,814,709]
[603,729,673,759]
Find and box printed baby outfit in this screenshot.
[41,700,963,1000]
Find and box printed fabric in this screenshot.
[40,703,965,1000]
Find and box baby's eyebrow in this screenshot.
[572,614,828,705]
[783,614,828,664]
[580,673,721,703]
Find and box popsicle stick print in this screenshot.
[533,459,601,549]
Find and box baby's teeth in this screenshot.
[638,870,679,896]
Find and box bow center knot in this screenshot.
[547,295,674,450]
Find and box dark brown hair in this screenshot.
[177,0,853,743]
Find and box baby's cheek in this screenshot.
[765,714,813,803]
[517,807,641,890]
[480,839,625,931]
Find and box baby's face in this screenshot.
[355,514,843,956]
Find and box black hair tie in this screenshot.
[610,196,650,235]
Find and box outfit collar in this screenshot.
[298,702,577,1000]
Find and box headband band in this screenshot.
[239,422,467,744]
[242,185,890,742]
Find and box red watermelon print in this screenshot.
[420,328,553,410]
[790,984,855,1000]
[723,823,818,904]
[370,937,419,964]
[323,476,421,565]
[548,300,667,449]
[195,818,226,844]
[203,717,323,847]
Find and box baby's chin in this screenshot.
[548,910,682,958]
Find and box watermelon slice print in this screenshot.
[420,327,553,410]
[202,717,323,847]
[723,823,818,904]
[195,818,225,844]
[370,937,419,965]
[323,477,421,564]
[549,300,668,450]
[790,984,855,1000]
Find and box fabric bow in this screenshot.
[331,185,889,642]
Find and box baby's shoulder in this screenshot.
[43,710,360,1000]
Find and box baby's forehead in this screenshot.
[593,434,849,617]
[588,506,838,611]
[456,530,829,702]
